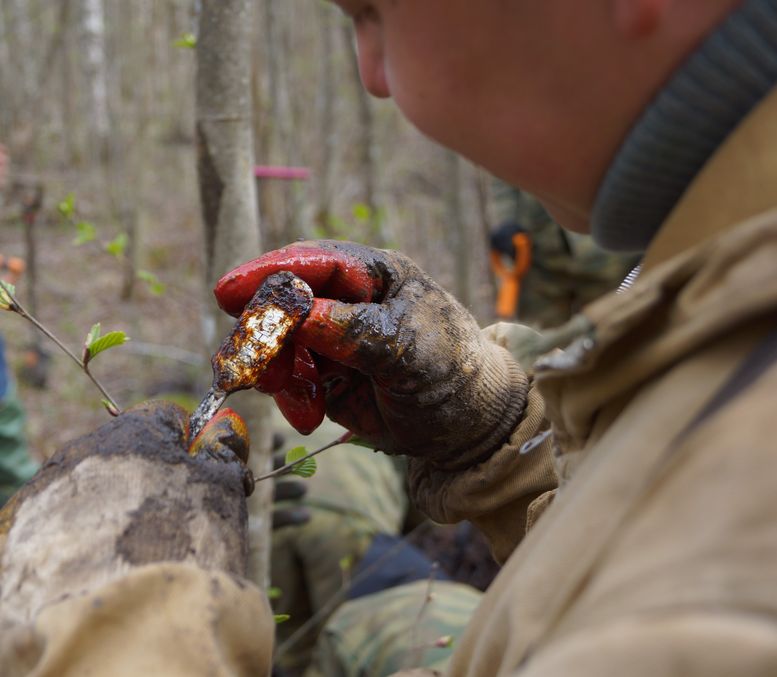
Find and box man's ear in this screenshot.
[614,0,673,38]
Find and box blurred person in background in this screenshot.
[489,182,640,327]
[270,413,499,676]
[0,144,38,507]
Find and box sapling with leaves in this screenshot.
[2,241,366,487]
[82,323,131,415]
[0,280,128,415]
[1,264,358,482]
[253,432,356,482]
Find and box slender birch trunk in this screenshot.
[196,0,273,588]
[80,0,111,162]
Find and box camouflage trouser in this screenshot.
[305,580,482,677]
[0,349,38,507]
[270,418,481,676]
[272,506,381,673]
[271,419,409,674]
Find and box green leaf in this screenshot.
[352,202,371,223]
[137,269,166,296]
[339,554,354,572]
[284,446,308,463]
[73,221,96,245]
[105,232,128,258]
[58,192,76,219]
[284,445,317,479]
[85,322,102,348]
[267,586,282,600]
[173,32,197,48]
[86,330,130,361]
[273,614,290,625]
[0,281,15,311]
[291,458,318,478]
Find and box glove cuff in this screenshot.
[429,341,530,471]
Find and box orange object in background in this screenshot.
[0,254,25,284]
[490,232,532,319]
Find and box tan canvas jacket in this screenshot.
[433,86,777,677]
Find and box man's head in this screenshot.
[332,0,744,231]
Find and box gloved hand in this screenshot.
[215,241,529,470]
[0,400,252,625]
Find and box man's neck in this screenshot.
[591,0,777,253]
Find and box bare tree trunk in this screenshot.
[443,151,471,307]
[251,5,269,245]
[473,168,498,319]
[314,1,336,234]
[341,24,383,245]
[6,0,34,120]
[80,0,111,163]
[260,0,284,246]
[167,0,197,142]
[111,0,154,302]
[21,184,44,327]
[196,0,273,589]
[60,2,79,165]
[26,1,73,170]
[0,2,12,133]
[277,3,303,241]
[117,205,139,300]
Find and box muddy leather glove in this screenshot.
[0,401,254,627]
[215,241,529,471]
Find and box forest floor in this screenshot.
[1,142,214,461]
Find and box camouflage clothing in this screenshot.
[270,415,482,676]
[0,385,37,507]
[0,338,37,507]
[271,416,409,674]
[305,580,481,677]
[491,183,640,328]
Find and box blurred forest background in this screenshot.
[0,0,499,460]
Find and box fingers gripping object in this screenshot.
[214,243,387,436]
[213,241,530,467]
[214,244,382,316]
[188,271,314,443]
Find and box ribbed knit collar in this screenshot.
[592,0,777,252]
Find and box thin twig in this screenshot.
[253,431,353,482]
[83,363,122,415]
[413,562,439,630]
[1,281,122,414]
[407,562,440,668]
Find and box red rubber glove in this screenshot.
[215,241,528,469]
